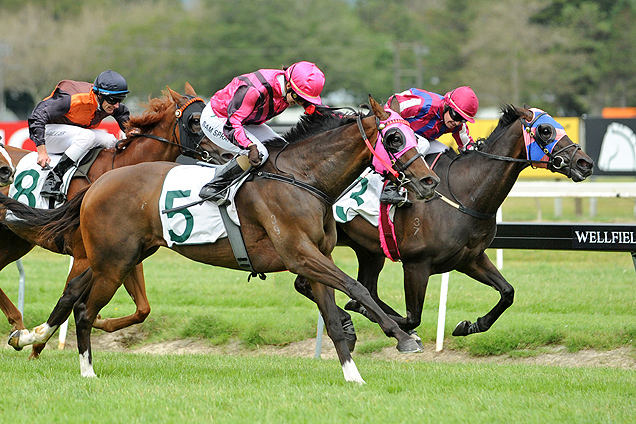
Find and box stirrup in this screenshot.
[40,173,66,202]
[199,184,231,205]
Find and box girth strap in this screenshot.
[218,203,265,280]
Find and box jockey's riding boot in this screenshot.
[199,155,252,203]
[379,181,412,208]
[41,154,75,202]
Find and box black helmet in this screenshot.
[93,70,129,102]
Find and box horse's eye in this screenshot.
[188,114,202,133]
[383,128,406,153]
[536,124,555,144]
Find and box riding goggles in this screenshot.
[103,94,126,105]
[448,108,466,123]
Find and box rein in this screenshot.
[261,106,417,206]
[473,111,581,174]
[251,171,336,205]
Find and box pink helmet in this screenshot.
[444,86,479,123]
[285,61,325,105]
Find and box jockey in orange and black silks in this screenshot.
[199,61,326,203]
[29,80,130,143]
[28,70,131,202]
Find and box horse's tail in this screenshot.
[0,187,87,254]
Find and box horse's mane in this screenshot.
[476,104,521,147]
[125,92,174,134]
[264,109,362,148]
[117,92,175,149]
[436,104,521,161]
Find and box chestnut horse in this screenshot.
[0,84,216,358]
[295,104,594,348]
[0,142,17,186]
[5,96,440,383]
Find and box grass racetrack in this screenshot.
[1,195,636,422]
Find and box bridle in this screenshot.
[435,109,582,220]
[471,110,581,177]
[355,114,423,183]
[255,107,426,205]
[125,95,212,162]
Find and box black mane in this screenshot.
[477,104,522,146]
[436,104,521,160]
[263,109,361,148]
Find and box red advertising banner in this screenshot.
[0,121,124,151]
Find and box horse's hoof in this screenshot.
[396,337,422,353]
[344,300,360,312]
[452,320,470,336]
[8,330,23,351]
[452,320,482,336]
[407,330,425,350]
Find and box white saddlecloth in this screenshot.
[159,165,244,247]
[9,152,74,209]
[333,169,395,227]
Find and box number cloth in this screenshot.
[159,165,244,246]
[8,152,75,209]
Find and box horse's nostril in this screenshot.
[421,176,439,188]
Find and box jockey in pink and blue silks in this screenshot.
[380,85,479,206]
[199,61,325,202]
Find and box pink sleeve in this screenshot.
[226,86,261,148]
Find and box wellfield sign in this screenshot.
[573,226,636,250]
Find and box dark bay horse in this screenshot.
[4,96,440,383]
[296,104,594,347]
[0,84,215,357]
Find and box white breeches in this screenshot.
[200,102,272,162]
[44,124,118,162]
[416,134,449,156]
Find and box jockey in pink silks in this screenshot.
[199,61,325,202]
[381,85,479,206]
